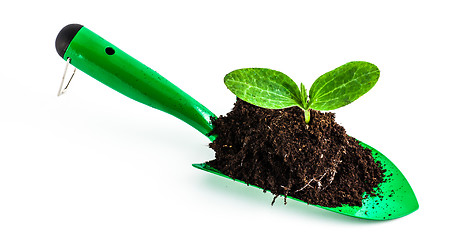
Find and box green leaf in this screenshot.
[224,68,303,109]
[308,61,380,111]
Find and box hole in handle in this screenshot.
[105,47,115,55]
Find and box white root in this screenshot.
[295,147,345,192]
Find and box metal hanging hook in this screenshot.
[57,57,76,96]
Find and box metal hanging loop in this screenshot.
[57,57,76,96]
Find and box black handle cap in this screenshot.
[55,24,84,58]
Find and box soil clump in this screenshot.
[207,99,384,207]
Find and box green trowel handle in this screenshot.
[55,24,215,140]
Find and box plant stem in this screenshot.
[304,109,310,124]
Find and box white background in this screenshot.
[1,0,459,239]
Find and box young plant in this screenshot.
[224,61,380,124]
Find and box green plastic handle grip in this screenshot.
[55,24,216,140]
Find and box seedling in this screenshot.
[224,61,380,123]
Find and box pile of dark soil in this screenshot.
[207,99,384,208]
